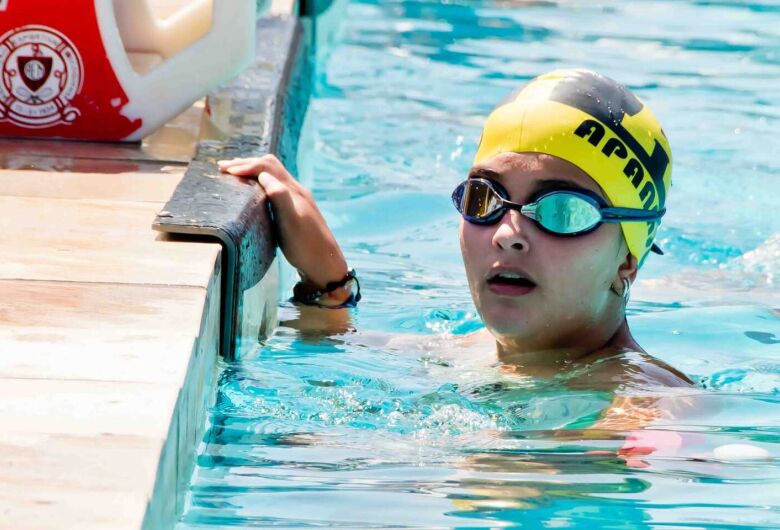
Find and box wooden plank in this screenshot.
[0,273,222,529]
[0,196,221,287]
[0,279,215,384]
[0,432,159,530]
[0,168,185,203]
[0,255,222,529]
[0,378,179,437]
[0,157,184,175]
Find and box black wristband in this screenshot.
[293,269,361,307]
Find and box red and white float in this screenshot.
[0,0,255,141]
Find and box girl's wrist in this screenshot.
[293,269,361,308]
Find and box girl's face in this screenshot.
[459,152,635,357]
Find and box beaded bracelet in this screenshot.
[292,269,361,308]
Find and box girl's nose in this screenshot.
[491,209,531,252]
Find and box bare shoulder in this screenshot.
[578,350,694,390]
[629,352,694,388]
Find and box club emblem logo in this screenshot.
[0,25,84,128]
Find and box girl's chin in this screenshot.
[481,313,536,340]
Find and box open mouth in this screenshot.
[486,272,537,296]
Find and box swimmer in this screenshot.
[218,69,695,447]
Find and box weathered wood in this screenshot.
[0,151,223,529]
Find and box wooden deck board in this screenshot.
[0,378,179,438]
[0,432,161,530]
[0,279,212,384]
[0,195,220,287]
[0,51,240,529]
[0,168,185,203]
[0,157,224,527]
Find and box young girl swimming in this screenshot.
[218,69,693,440]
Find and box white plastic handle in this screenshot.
[113,0,215,59]
[96,0,256,140]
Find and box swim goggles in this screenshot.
[451,177,665,237]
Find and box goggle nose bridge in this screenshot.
[493,197,541,223]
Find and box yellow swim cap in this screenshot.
[474,69,672,265]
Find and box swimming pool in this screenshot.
[179,1,780,527]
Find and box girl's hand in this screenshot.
[218,155,351,304]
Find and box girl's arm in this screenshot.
[218,154,356,307]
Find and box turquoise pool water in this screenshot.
[179,1,780,528]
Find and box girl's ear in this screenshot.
[619,252,639,283]
[612,245,638,294]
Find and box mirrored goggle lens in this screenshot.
[534,193,602,234]
[456,180,503,220]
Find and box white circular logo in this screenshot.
[23,59,46,81]
[0,25,84,128]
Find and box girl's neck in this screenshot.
[495,319,643,377]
